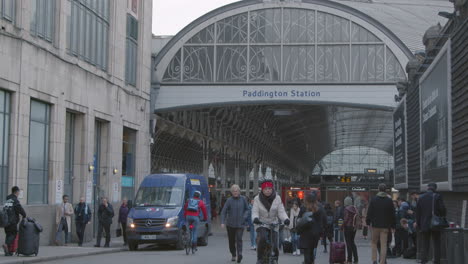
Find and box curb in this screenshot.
[0,248,125,264]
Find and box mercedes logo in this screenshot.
[145,220,152,227]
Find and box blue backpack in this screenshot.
[187,198,200,212]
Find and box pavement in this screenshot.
[0,237,126,264]
[0,221,420,264]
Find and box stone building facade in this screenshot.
[0,0,152,244]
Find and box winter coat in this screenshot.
[98,203,114,225]
[289,207,300,230]
[4,194,26,226]
[344,205,358,227]
[74,202,92,224]
[298,205,326,249]
[416,190,447,232]
[221,196,249,228]
[56,202,74,233]
[184,197,208,220]
[252,194,288,227]
[366,192,396,229]
[119,204,129,224]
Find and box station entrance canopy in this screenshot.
[151,0,450,183]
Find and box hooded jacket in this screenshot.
[344,205,358,227]
[366,192,396,229]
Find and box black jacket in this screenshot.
[298,205,327,249]
[75,202,92,224]
[366,192,396,229]
[416,190,446,232]
[5,194,26,226]
[98,203,114,225]
[334,206,344,225]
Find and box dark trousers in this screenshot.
[76,222,87,245]
[303,248,316,264]
[121,223,127,243]
[395,228,409,255]
[4,225,17,246]
[421,230,441,264]
[344,226,358,262]
[256,227,279,261]
[96,222,111,246]
[362,226,368,237]
[227,226,244,257]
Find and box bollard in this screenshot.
[445,228,464,264]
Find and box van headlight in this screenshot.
[166,216,178,228]
[127,217,135,228]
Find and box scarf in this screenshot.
[259,190,276,212]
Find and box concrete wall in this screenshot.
[0,0,152,245]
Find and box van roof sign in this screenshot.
[190,179,201,185]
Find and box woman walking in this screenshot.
[289,202,301,256]
[298,192,326,264]
[322,203,334,253]
[344,196,359,263]
[221,184,249,263]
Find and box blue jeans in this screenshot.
[291,232,299,251]
[249,223,256,247]
[186,215,200,244]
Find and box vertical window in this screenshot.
[68,0,109,70]
[122,128,136,199]
[64,112,75,201]
[30,0,55,42]
[1,0,15,22]
[0,91,10,203]
[28,100,50,204]
[125,14,138,86]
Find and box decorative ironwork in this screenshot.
[162,7,406,84]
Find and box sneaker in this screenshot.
[231,256,236,262]
[293,251,297,256]
[296,249,301,255]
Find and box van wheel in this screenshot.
[198,230,209,246]
[128,242,138,251]
[175,230,185,250]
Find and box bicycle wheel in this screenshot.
[184,230,191,255]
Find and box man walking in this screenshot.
[95,197,114,248]
[2,186,26,256]
[74,197,91,246]
[221,184,249,263]
[366,183,396,264]
[416,183,446,264]
[55,195,74,246]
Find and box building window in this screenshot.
[1,0,15,22]
[30,0,55,42]
[125,14,138,86]
[68,0,109,70]
[0,91,10,203]
[28,100,50,204]
[122,127,136,199]
[64,112,75,201]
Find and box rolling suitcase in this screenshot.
[330,229,345,263]
[17,217,42,256]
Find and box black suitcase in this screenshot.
[283,240,293,254]
[17,217,42,256]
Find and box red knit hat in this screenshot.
[261,181,274,190]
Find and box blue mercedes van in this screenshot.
[126,174,211,251]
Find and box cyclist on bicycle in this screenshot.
[184,191,208,251]
[252,180,290,264]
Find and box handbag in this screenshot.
[296,212,314,234]
[116,228,122,237]
[430,193,449,231]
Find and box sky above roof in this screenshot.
[152,0,239,35]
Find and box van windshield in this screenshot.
[134,186,184,207]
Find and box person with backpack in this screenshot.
[2,186,26,256]
[74,197,91,246]
[221,184,249,263]
[322,203,334,253]
[343,196,359,263]
[184,190,208,253]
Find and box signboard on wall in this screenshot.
[393,97,408,188]
[419,40,452,190]
[55,180,63,204]
[86,181,93,203]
